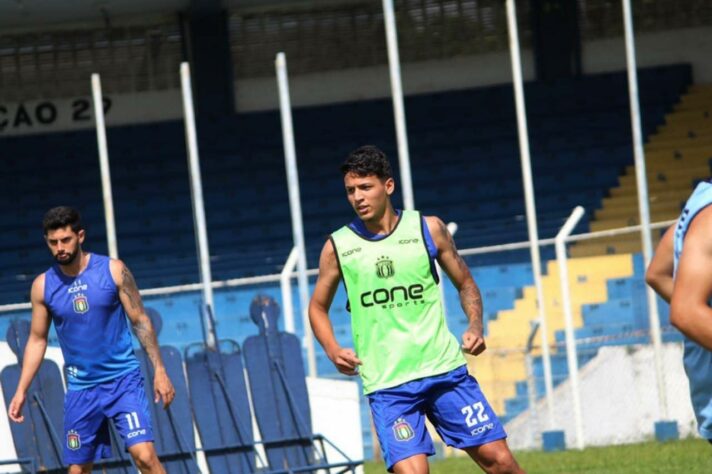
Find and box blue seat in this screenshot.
[133,308,200,473]
[1,320,63,472]
[243,295,362,473]
[184,331,259,473]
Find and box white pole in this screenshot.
[91,73,118,259]
[382,0,415,210]
[621,0,668,419]
[505,0,555,429]
[280,247,299,334]
[555,206,586,450]
[525,321,541,447]
[437,222,458,317]
[180,62,216,349]
[276,52,317,378]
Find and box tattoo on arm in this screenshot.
[438,219,483,331]
[121,265,164,369]
[460,282,483,333]
[133,317,162,369]
[121,266,143,312]
[438,219,470,273]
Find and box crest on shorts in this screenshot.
[67,430,81,450]
[72,294,89,314]
[375,256,395,279]
[392,418,414,442]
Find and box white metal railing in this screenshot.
[0,218,677,315]
[555,206,586,450]
[276,52,316,377]
[505,0,554,429]
[91,73,118,260]
[180,61,216,349]
[280,247,300,334]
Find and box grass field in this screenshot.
[364,438,711,473]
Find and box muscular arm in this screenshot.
[670,208,712,350]
[111,259,175,407]
[426,216,485,356]
[645,225,675,303]
[308,240,362,376]
[8,275,51,422]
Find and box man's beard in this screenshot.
[54,250,79,266]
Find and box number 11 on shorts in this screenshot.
[125,411,141,430]
[461,402,489,427]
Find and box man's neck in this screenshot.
[362,205,399,235]
[58,251,90,277]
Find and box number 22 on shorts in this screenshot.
[461,402,490,427]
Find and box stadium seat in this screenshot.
[1,320,64,472]
[242,295,362,473]
[133,308,200,473]
[184,332,259,473]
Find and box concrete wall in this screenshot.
[0,90,183,137]
[505,343,699,450]
[583,26,712,84]
[235,25,712,112]
[1,25,710,137]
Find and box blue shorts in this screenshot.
[63,368,154,465]
[683,338,712,440]
[368,365,506,472]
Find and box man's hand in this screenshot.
[462,328,486,356]
[153,368,175,408]
[8,392,26,423]
[328,347,362,376]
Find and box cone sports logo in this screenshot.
[67,430,81,450]
[392,417,414,442]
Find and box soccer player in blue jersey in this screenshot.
[7,206,175,473]
[646,181,712,443]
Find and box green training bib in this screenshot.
[331,210,465,394]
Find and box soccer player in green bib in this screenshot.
[309,146,524,473]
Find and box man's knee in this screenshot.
[487,450,522,474]
[129,443,162,472]
[68,464,92,474]
[466,441,523,474]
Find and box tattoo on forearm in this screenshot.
[438,219,470,273]
[437,219,483,331]
[133,317,162,368]
[121,266,144,311]
[460,282,483,333]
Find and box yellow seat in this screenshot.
[471,255,634,418]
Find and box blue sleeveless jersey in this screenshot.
[44,254,139,390]
[673,180,712,439]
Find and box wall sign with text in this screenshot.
[0,98,112,133]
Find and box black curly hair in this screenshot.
[42,206,83,235]
[340,145,393,180]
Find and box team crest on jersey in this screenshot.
[67,430,81,450]
[392,418,414,441]
[375,256,395,279]
[72,294,89,314]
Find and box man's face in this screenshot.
[45,226,84,266]
[344,172,394,221]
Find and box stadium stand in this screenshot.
[469,254,635,420]
[0,64,692,305]
[572,81,712,256]
[0,63,701,461]
[470,76,712,423]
